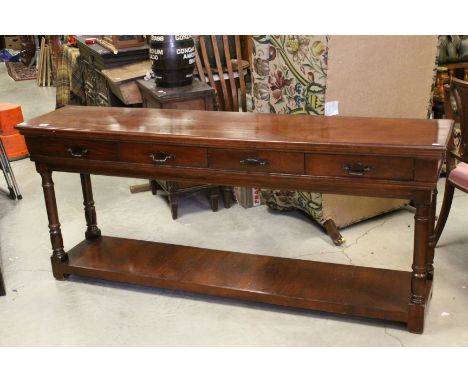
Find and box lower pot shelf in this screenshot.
[59,236,419,325]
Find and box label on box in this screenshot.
[252,187,261,207]
[325,100,339,116]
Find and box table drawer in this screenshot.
[305,154,414,180]
[208,148,304,174]
[119,142,207,167]
[27,137,118,161]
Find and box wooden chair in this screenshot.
[194,36,250,205]
[194,35,248,112]
[435,78,468,244]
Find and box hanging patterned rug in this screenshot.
[5,61,37,81]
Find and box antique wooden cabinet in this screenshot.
[76,36,149,107]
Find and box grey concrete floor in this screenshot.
[1,62,468,346]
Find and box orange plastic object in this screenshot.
[0,103,24,135]
[0,103,29,160]
[0,134,29,160]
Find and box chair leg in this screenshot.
[222,186,232,208]
[434,181,455,245]
[0,267,5,296]
[209,188,219,212]
[168,193,178,220]
[323,219,345,246]
[150,180,160,195]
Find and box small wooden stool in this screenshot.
[135,80,232,219]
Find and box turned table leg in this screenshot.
[80,174,101,240]
[39,168,68,280]
[426,189,437,280]
[408,201,430,333]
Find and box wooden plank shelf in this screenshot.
[62,236,414,324]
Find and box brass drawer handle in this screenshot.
[343,162,371,176]
[149,152,176,164]
[67,147,88,158]
[240,157,269,166]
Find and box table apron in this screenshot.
[33,156,435,201]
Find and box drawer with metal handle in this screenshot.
[305,154,414,180]
[25,137,118,161]
[208,148,304,174]
[119,142,207,167]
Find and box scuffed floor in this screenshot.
[1,63,468,346]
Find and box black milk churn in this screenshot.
[149,35,195,87]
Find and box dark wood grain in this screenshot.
[19,106,452,157]
[37,166,68,280]
[62,236,416,323]
[80,174,101,240]
[208,148,304,174]
[120,142,207,167]
[17,106,454,333]
[306,154,414,180]
[27,137,118,161]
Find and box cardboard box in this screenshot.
[321,35,438,228]
[234,187,263,208]
[3,36,22,51]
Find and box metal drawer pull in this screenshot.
[149,152,176,163]
[240,158,269,166]
[67,147,88,158]
[343,162,371,176]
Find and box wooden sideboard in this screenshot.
[16,106,453,333]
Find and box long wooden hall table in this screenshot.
[17,106,453,333]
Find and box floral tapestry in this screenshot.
[251,35,328,224]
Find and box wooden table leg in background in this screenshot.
[408,198,431,333]
[80,174,101,240]
[209,187,219,212]
[0,266,5,296]
[37,164,69,280]
[222,186,233,208]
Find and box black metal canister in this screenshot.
[149,35,195,87]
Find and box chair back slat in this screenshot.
[194,35,249,113]
[195,47,207,85]
[198,36,218,93]
[235,35,247,112]
[223,35,239,112]
[210,36,231,111]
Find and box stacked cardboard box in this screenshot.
[2,36,22,51]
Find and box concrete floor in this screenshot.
[1,62,468,346]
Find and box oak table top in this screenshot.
[22,106,452,157]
